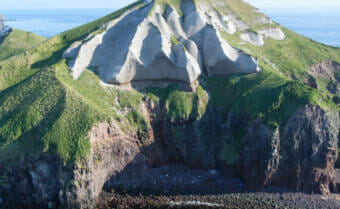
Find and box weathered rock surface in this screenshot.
[1,99,339,209]
[278,105,339,194]
[0,118,158,209]
[0,14,11,37]
[64,0,264,87]
[241,120,280,189]
[241,32,265,46]
[308,59,340,95]
[0,155,63,209]
[64,120,155,209]
[0,14,4,32]
[0,14,11,39]
[241,28,285,46]
[241,105,340,194]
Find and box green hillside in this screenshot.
[0,29,46,62]
[0,0,339,165]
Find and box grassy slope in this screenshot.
[0,1,147,164]
[0,0,339,165]
[217,0,340,93]
[150,0,340,163]
[0,29,46,62]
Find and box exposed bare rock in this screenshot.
[65,0,261,88]
[0,14,10,37]
[239,105,340,194]
[0,155,63,209]
[241,120,280,189]
[255,15,273,25]
[0,119,160,209]
[241,32,264,46]
[0,15,4,32]
[241,28,285,46]
[308,60,340,94]
[278,105,340,194]
[201,26,261,75]
[258,27,286,40]
[1,101,339,209]
[65,120,152,208]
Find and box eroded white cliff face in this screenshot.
[64,0,284,87]
[0,14,10,37]
[0,16,3,32]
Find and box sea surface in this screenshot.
[0,8,340,47]
[263,8,340,47]
[0,9,114,38]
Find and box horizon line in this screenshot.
[1,5,340,10]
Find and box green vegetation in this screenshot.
[219,140,242,165]
[202,70,337,128]
[203,69,338,164]
[126,110,149,144]
[166,89,194,121]
[0,0,340,166]
[222,28,340,83]
[60,0,145,43]
[153,0,183,16]
[0,29,46,61]
[219,0,265,26]
[146,85,209,121]
[0,1,147,164]
[170,35,180,45]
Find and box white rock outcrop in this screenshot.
[241,27,286,46]
[258,28,286,41]
[241,32,264,46]
[0,14,11,37]
[64,0,264,86]
[0,15,4,31]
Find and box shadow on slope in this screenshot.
[0,69,67,163]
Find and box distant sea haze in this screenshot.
[0,8,340,47]
[0,9,114,38]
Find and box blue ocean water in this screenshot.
[0,9,114,38]
[1,8,340,47]
[263,8,340,47]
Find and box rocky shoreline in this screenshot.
[96,191,340,209]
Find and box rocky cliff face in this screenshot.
[242,106,340,194]
[0,14,10,38]
[307,60,340,95]
[1,101,338,209]
[0,14,4,32]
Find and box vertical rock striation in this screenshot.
[64,0,267,88]
[240,106,340,194]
